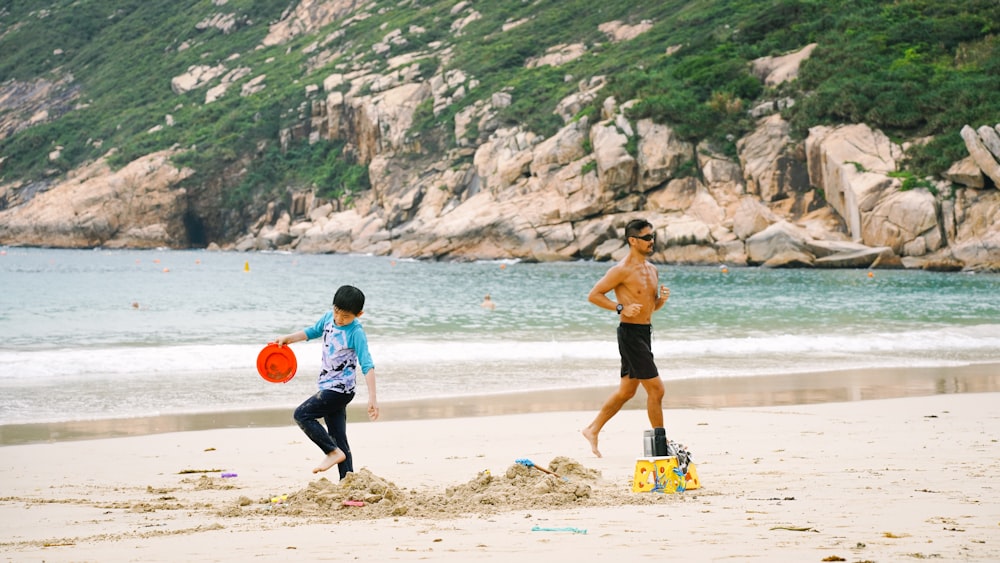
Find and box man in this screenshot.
[582,219,670,458]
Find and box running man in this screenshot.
[582,218,670,458]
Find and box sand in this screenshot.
[1,385,999,560]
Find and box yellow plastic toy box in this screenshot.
[631,456,701,493]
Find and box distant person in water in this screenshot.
[274,285,379,477]
[480,293,496,310]
[582,219,670,458]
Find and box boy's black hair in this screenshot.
[624,218,653,245]
[333,285,365,314]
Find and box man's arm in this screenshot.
[588,265,624,312]
[588,265,644,317]
[653,285,670,311]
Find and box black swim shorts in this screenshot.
[617,322,659,380]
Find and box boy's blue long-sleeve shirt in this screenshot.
[304,313,374,394]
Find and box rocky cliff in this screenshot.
[1,2,998,271]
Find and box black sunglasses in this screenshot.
[631,233,656,242]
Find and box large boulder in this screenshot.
[948,188,1000,267]
[732,196,780,240]
[474,126,540,191]
[860,188,940,256]
[745,221,815,267]
[750,43,817,87]
[646,177,699,213]
[814,247,895,268]
[977,125,1000,159]
[262,0,360,47]
[590,119,636,192]
[573,217,618,257]
[551,158,610,221]
[635,119,692,190]
[737,114,809,202]
[944,156,985,189]
[960,124,1000,187]
[0,150,193,248]
[804,123,943,257]
[323,81,431,165]
[806,123,903,242]
[745,219,896,269]
[530,118,589,177]
[661,215,714,247]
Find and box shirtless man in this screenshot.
[582,218,670,458]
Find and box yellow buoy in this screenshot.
[244,261,250,273]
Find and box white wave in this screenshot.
[1,324,998,382]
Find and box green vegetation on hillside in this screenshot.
[1,0,998,208]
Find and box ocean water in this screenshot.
[1,247,998,425]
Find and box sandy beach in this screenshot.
[2,371,999,561]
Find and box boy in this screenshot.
[275,285,379,477]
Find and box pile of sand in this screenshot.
[226,456,673,521]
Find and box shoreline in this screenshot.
[3,362,998,446]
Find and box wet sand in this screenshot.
[3,362,997,446]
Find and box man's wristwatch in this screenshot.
[616,303,624,314]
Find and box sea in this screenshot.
[1,247,999,427]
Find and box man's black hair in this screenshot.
[624,219,653,245]
[333,285,365,314]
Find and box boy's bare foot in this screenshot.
[581,427,602,458]
[312,449,347,474]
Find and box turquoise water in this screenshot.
[1,247,998,425]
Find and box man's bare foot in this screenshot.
[312,449,347,474]
[581,427,602,458]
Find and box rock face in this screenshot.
[3,100,999,271]
[223,102,998,270]
[803,123,950,260]
[1,8,998,272]
[0,151,194,248]
[751,43,817,87]
[0,75,80,143]
[960,125,1000,187]
[261,0,363,47]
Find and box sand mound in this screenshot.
[549,456,602,481]
[442,461,592,511]
[224,456,680,520]
[234,457,631,519]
